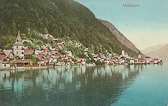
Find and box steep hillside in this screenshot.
[99,19,144,57]
[146,44,168,62]
[0,0,137,56]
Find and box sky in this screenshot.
[75,0,168,50]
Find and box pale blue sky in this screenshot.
[75,0,168,50]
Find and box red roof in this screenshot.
[0,55,6,60]
[35,54,44,60]
[145,56,151,58]
[43,48,49,52]
[24,50,34,55]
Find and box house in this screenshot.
[104,59,110,64]
[77,58,86,65]
[0,54,17,69]
[43,48,49,54]
[0,55,7,68]
[84,48,88,52]
[53,38,59,43]
[46,62,55,67]
[3,50,12,57]
[153,58,159,64]
[93,54,98,61]
[37,60,45,67]
[24,50,34,56]
[51,55,59,63]
[3,50,15,60]
[65,51,72,57]
[57,42,65,49]
[75,42,82,48]
[43,34,54,39]
[51,49,58,55]
[130,58,135,64]
[144,56,151,64]
[0,61,11,69]
[16,59,33,67]
[35,50,44,55]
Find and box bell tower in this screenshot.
[13,31,24,59]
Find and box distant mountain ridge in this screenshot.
[142,45,164,54]
[146,44,168,62]
[98,19,145,57]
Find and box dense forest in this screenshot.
[0,0,138,56]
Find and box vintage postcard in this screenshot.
[0,0,167,106]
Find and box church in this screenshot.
[12,31,25,59]
[0,31,34,69]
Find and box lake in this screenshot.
[0,64,168,106]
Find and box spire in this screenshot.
[14,31,23,46]
[16,31,22,42]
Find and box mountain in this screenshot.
[99,19,144,57]
[0,0,138,56]
[146,44,168,62]
[142,45,164,54]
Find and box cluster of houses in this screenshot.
[91,48,162,65]
[0,32,162,69]
[0,32,87,69]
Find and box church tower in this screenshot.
[13,31,24,59]
[138,51,142,58]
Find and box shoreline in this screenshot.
[0,63,163,71]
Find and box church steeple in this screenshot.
[13,31,25,59]
[14,31,23,46]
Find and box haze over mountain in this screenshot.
[142,45,164,54]
[146,44,168,62]
[0,0,138,56]
[99,19,145,57]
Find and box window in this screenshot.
[17,52,18,54]
[4,64,6,67]
[22,52,24,54]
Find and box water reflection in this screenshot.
[0,65,145,106]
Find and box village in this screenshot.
[0,32,162,69]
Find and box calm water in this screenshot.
[0,64,168,106]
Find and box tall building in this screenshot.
[13,31,24,59]
[138,51,142,58]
